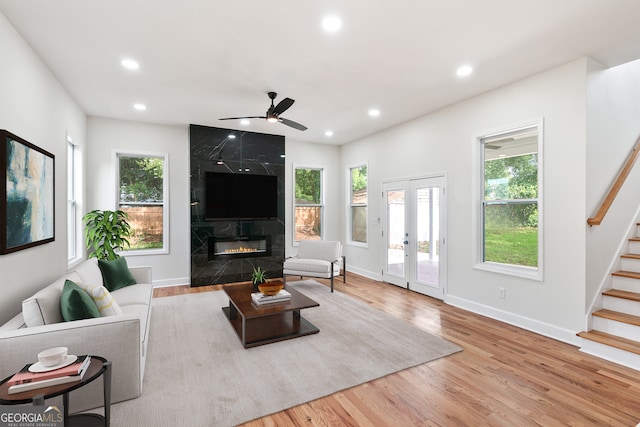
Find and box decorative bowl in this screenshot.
[258,283,284,296]
[38,346,68,367]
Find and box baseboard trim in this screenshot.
[152,277,191,288]
[446,294,580,347]
[346,266,382,282]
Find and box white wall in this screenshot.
[284,138,341,256]
[340,59,591,344]
[0,13,86,324]
[585,58,640,313]
[86,117,190,287]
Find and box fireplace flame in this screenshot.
[224,246,260,254]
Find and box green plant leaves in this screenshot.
[82,209,132,260]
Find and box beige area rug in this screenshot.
[109,280,462,426]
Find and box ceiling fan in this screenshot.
[219,92,308,131]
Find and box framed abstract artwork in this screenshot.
[0,130,55,254]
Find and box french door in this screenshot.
[382,176,446,299]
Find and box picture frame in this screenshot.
[0,130,55,254]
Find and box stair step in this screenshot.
[630,237,640,242]
[611,270,640,280]
[592,309,640,327]
[603,289,640,302]
[578,330,640,355]
[621,253,640,260]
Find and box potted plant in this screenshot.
[83,209,132,260]
[251,266,267,291]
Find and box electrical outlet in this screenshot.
[499,287,506,299]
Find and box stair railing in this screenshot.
[588,135,640,226]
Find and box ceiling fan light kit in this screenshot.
[219,91,308,131]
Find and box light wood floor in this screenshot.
[154,274,640,426]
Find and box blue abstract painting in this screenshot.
[2,131,54,254]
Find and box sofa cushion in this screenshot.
[73,258,104,287]
[21,272,81,327]
[110,283,153,307]
[80,284,123,316]
[98,258,137,292]
[60,280,101,321]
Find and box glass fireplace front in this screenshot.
[208,235,272,260]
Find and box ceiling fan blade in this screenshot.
[219,116,266,120]
[272,98,295,115]
[279,117,308,131]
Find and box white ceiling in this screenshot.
[2,0,640,145]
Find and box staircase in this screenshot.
[578,226,640,370]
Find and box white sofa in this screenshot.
[0,258,153,412]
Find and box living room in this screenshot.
[2,2,640,425]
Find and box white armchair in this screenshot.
[283,240,345,292]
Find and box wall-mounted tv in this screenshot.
[205,172,278,220]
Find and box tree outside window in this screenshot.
[350,164,367,244]
[117,154,167,251]
[294,167,323,241]
[482,126,539,269]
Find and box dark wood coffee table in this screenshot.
[222,283,319,348]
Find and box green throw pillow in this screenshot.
[60,280,101,321]
[98,257,137,292]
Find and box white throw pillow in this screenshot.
[80,284,123,316]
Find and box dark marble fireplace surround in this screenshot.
[190,124,285,286]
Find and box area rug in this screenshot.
[109,280,462,426]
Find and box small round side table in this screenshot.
[0,355,111,427]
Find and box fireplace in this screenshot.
[208,236,272,260]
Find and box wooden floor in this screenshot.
[154,274,640,426]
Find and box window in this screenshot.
[116,152,168,254]
[294,167,323,242]
[67,136,81,263]
[478,122,542,278]
[350,164,368,244]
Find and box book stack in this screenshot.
[251,289,292,305]
[7,355,91,394]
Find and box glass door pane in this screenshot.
[415,186,440,286]
[386,188,405,281]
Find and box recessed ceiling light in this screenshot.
[456,65,473,77]
[368,108,380,117]
[322,15,342,33]
[121,58,139,70]
[133,103,146,111]
[325,130,334,137]
[240,119,250,126]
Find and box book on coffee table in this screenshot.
[251,289,291,305]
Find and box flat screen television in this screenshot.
[205,172,278,220]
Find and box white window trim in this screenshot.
[67,133,83,268]
[347,161,369,248]
[472,118,544,281]
[293,164,326,245]
[113,149,170,256]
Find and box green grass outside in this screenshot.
[484,227,537,267]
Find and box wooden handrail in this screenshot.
[588,134,640,226]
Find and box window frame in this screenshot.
[67,134,82,266]
[348,162,368,247]
[293,165,325,245]
[474,119,544,281]
[114,150,170,256]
